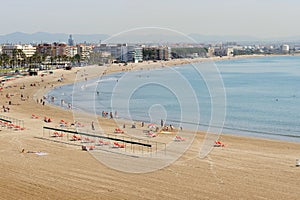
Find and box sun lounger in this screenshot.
[71,135,81,141]
[82,137,96,143]
[112,142,125,148]
[82,145,95,151]
[146,131,157,137]
[52,131,64,137]
[31,114,40,119]
[214,141,225,147]
[114,128,124,133]
[174,135,186,142]
[98,139,110,146]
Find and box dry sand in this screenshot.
[0,57,300,200]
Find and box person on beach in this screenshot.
[170,124,174,131]
[161,119,164,127]
[91,121,95,130]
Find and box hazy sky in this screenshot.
[0,0,299,38]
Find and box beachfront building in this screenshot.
[22,45,36,57]
[66,46,78,57]
[93,43,143,63]
[281,44,289,53]
[2,44,36,58]
[55,43,68,57]
[36,43,68,57]
[214,47,234,57]
[133,47,143,63]
[77,44,93,60]
[36,43,54,56]
[143,46,171,61]
[207,47,215,57]
[158,46,171,60]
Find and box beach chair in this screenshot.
[214,141,225,147]
[13,125,21,131]
[112,142,125,148]
[7,123,14,129]
[114,128,124,133]
[174,135,186,142]
[82,137,95,143]
[146,131,157,137]
[31,114,39,119]
[98,139,110,146]
[81,145,95,151]
[52,131,64,137]
[71,135,81,141]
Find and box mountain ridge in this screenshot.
[0,32,299,44]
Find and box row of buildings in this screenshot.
[0,35,296,66]
[0,43,172,64]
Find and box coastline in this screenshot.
[1,55,300,199]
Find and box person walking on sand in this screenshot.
[91,121,95,130]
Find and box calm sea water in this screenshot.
[48,56,300,142]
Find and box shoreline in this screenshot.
[45,54,300,144]
[0,55,300,199]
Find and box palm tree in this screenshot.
[12,49,26,71]
[0,53,10,67]
[30,52,44,71]
[74,54,81,65]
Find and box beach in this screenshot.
[1,57,300,199]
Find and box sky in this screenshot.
[0,0,300,38]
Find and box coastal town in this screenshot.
[0,34,298,75]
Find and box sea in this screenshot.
[47,56,300,142]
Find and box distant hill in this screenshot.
[0,32,299,44]
[189,34,300,44]
[0,32,109,44]
[188,34,261,43]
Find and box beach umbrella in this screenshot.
[148,123,156,128]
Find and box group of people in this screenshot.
[37,98,46,106]
[2,105,10,112]
[162,125,174,132]
[101,111,117,119]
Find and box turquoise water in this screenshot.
[48,56,300,142]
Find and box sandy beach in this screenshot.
[1,56,300,200]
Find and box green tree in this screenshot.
[0,53,10,67]
[74,54,81,64]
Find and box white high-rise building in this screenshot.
[281,44,289,53]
